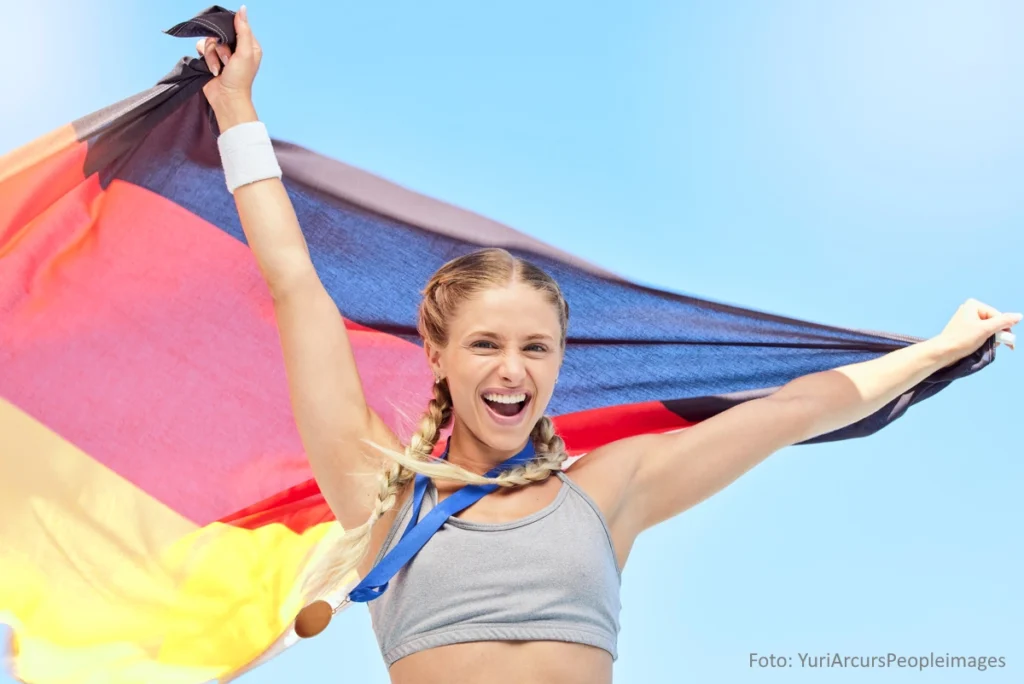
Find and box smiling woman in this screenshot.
[201,12,1015,679]
[429,267,566,452]
[0,5,1013,684]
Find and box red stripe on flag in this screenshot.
[1,178,432,525]
[220,478,331,531]
[554,401,695,455]
[222,401,696,533]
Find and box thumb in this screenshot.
[234,6,253,53]
[991,312,1022,332]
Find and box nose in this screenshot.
[498,349,527,384]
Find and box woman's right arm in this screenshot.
[203,11,401,531]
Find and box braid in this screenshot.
[309,381,452,601]
[409,381,453,463]
[360,413,567,490]
[364,381,452,534]
[531,414,567,462]
[488,415,568,487]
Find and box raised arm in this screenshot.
[583,299,1019,546]
[200,8,402,530]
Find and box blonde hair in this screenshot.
[310,248,571,610]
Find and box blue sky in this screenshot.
[2,1,1021,682]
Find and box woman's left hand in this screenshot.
[936,298,1020,359]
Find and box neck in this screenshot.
[444,417,532,477]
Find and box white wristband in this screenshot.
[217,121,283,193]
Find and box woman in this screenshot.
[199,9,1019,683]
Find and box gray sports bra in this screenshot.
[365,470,622,667]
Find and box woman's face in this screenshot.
[427,282,563,454]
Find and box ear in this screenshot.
[423,339,443,379]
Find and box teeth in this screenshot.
[483,393,527,404]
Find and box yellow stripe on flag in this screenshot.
[0,397,344,683]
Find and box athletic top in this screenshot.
[365,470,623,668]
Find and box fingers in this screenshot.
[996,312,1023,330]
[195,36,233,77]
[203,39,221,76]
[193,6,261,87]
[966,299,1022,332]
[962,297,1000,320]
[979,307,1022,339]
[965,299,1022,331]
[216,43,232,66]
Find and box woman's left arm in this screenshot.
[597,299,1020,536]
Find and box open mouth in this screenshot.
[481,391,532,421]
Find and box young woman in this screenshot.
[199,9,1019,684]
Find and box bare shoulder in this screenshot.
[560,435,657,570]
[560,434,662,518]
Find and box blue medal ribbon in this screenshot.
[348,437,536,602]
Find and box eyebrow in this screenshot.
[468,331,555,342]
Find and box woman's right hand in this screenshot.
[197,6,262,111]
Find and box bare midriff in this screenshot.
[388,639,613,684]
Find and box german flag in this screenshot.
[0,6,997,683]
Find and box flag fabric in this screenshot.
[0,6,998,684]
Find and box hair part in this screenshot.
[419,247,570,351]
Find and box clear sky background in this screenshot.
[2,0,1021,682]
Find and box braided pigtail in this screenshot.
[307,381,452,606]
